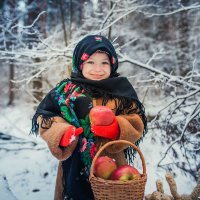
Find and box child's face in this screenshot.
[82,52,111,80]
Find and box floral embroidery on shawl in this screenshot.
[55,80,96,176]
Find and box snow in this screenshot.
[0,176,17,200]
[0,102,197,199]
[0,103,58,200]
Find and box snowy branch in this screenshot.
[11,11,46,30]
[145,4,200,17]
[119,51,200,90]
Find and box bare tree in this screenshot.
[2,0,17,105]
[26,0,48,102]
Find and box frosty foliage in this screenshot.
[0,0,200,189]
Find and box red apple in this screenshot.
[94,156,117,180]
[89,106,115,126]
[111,165,141,181]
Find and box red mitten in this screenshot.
[91,117,119,140]
[59,125,83,147]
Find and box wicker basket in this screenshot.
[89,140,147,200]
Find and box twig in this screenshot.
[158,104,200,167]
[100,2,117,30]
[11,11,46,30]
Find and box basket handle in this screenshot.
[90,140,146,177]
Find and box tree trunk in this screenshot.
[69,0,72,41]
[7,0,16,105]
[57,0,68,46]
[27,0,47,102]
[108,1,113,40]
[7,63,14,105]
[175,10,190,76]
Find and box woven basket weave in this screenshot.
[89,140,147,200]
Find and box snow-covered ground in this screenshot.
[0,102,197,200]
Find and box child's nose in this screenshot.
[94,63,101,71]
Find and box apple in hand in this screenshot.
[89,106,115,126]
[94,156,117,180]
[111,164,141,181]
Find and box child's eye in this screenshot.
[87,61,94,64]
[102,62,109,65]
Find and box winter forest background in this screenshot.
[0,0,200,199]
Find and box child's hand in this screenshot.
[91,117,119,140]
[59,125,83,147]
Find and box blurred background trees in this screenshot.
[0,0,199,180]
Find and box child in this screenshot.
[31,35,147,200]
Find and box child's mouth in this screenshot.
[91,74,103,79]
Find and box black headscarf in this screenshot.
[71,35,119,78]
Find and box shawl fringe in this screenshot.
[30,113,57,136]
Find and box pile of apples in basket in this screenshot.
[93,156,141,181]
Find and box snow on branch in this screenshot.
[11,11,46,30]
[119,51,200,90]
[144,4,200,17]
